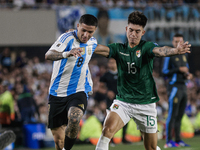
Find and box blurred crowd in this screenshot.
[0,43,200,146]
[0,46,200,126]
[0,0,200,10]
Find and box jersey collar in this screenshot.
[74,30,81,43]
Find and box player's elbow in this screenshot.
[45,51,50,60]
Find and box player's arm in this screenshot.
[45,48,82,61]
[94,44,110,57]
[152,40,191,57]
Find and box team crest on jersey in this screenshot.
[136,50,141,58]
[80,47,85,55]
[88,46,92,55]
[78,104,84,109]
[175,57,179,61]
[113,104,119,110]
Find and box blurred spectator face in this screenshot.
[98,16,109,31]
[108,58,117,71]
[15,83,24,94]
[195,70,200,77]
[3,47,10,56]
[172,36,184,48]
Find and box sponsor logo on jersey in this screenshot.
[56,43,61,47]
[78,104,84,109]
[136,50,141,58]
[88,46,92,55]
[119,52,129,56]
[113,104,119,110]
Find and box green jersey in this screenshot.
[108,40,159,104]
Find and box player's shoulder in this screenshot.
[141,40,158,47]
[88,36,97,44]
[108,42,126,48]
[58,31,75,42]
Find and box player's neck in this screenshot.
[129,42,139,48]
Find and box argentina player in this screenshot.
[45,14,98,150]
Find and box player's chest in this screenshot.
[67,44,93,63]
[118,49,143,68]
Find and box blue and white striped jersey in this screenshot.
[49,30,97,97]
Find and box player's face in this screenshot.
[172,37,184,48]
[126,24,145,47]
[77,23,97,43]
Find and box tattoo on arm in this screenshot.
[154,46,177,57]
[65,107,83,138]
[45,50,63,61]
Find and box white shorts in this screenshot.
[110,100,157,133]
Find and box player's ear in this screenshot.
[142,30,145,36]
[77,23,80,28]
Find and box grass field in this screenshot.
[39,135,200,150]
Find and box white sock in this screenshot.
[95,135,110,150]
[157,146,161,150]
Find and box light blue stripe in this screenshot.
[186,63,189,69]
[59,32,71,43]
[92,43,97,53]
[85,69,91,95]
[162,57,170,74]
[169,73,177,85]
[49,39,74,96]
[166,87,178,142]
[67,43,87,95]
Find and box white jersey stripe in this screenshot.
[59,32,71,43]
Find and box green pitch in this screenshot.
[40,135,200,150]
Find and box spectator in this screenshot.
[15,83,40,123]
[0,79,15,125]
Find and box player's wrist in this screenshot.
[62,52,69,58]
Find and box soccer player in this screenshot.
[162,33,192,148]
[92,11,191,150]
[45,14,98,150]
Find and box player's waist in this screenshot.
[116,95,159,104]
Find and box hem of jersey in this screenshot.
[116,96,159,104]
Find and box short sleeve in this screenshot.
[143,42,159,58]
[49,32,74,52]
[108,43,119,59]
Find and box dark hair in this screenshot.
[128,11,147,28]
[173,33,184,38]
[79,14,98,27]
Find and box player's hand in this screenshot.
[68,48,82,58]
[186,73,193,80]
[177,39,191,54]
[179,66,189,73]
